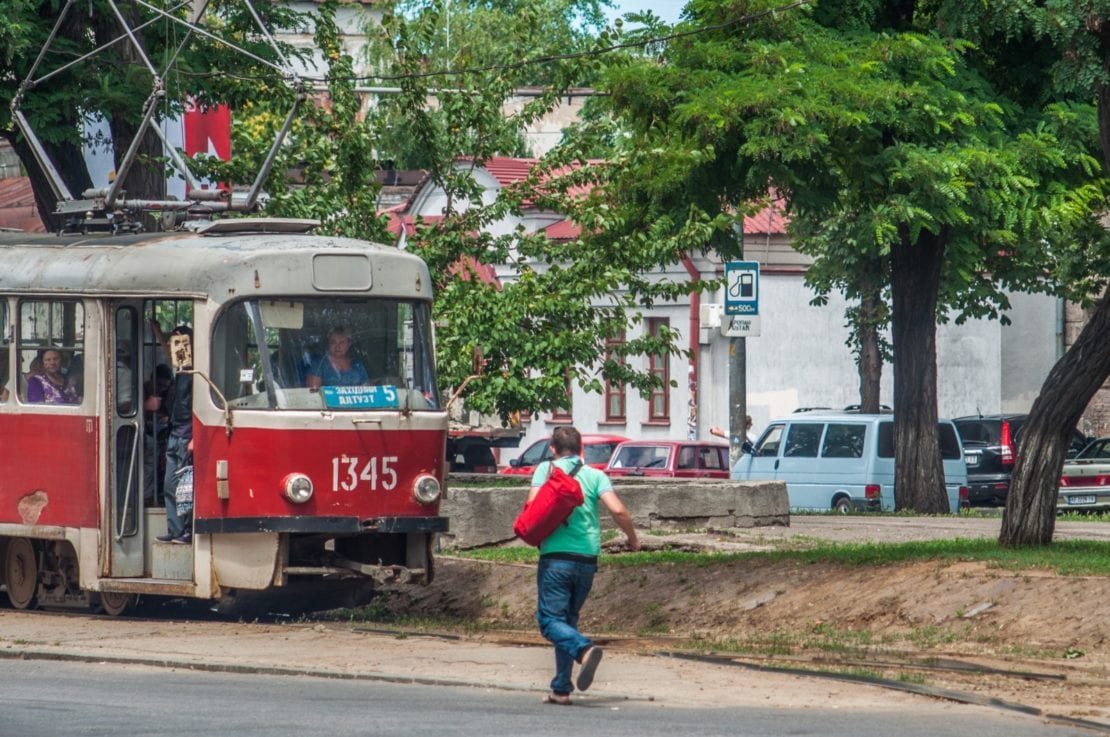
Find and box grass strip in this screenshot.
[454,538,1110,576]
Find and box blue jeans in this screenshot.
[536,556,596,695]
[163,434,192,538]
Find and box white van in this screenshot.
[731,412,968,513]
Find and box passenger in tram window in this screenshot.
[115,341,135,414]
[25,347,80,404]
[151,322,194,545]
[142,364,173,504]
[65,352,85,399]
[1,345,9,401]
[305,326,369,390]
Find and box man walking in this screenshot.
[529,426,639,705]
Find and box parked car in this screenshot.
[500,433,627,476]
[606,440,730,479]
[732,412,968,513]
[1057,436,1110,513]
[953,414,1091,506]
[447,439,499,473]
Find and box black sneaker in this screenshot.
[156,533,175,542]
[171,534,192,545]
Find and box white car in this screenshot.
[1057,437,1110,512]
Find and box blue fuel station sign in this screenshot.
[725,261,760,316]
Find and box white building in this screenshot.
[398,156,1066,464]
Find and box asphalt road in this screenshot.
[0,658,1095,737]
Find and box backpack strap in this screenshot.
[568,460,583,478]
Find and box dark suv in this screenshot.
[953,414,1090,506]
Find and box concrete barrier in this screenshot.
[440,477,789,549]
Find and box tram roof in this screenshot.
[0,222,432,302]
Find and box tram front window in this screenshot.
[211,298,439,411]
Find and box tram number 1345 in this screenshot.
[331,456,400,492]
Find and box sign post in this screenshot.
[723,261,760,337]
[723,260,760,464]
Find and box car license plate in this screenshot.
[964,453,979,467]
[1068,495,1096,505]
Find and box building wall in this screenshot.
[1065,296,1110,436]
[1000,291,1064,414]
[404,161,1071,464]
[504,272,1062,464]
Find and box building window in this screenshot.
[647,318,669,421]
[604,327,626,422]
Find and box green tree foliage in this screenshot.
[368,0,614,167]
[602,0,1110,512]
[0,0,306,229]
[194,0,390,242]
[363,3,717,419]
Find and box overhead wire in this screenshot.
[172,0,813,87]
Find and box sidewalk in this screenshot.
[0,610,933,712]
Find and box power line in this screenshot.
[180,0,812,87]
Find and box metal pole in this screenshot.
[728,222,747,467]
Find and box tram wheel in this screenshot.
[4,538,40,610]
[92,591,135,617]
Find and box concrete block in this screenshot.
[441,479,789,550]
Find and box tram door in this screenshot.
[108,302,145,577]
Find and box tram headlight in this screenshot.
[282,473,314,504]
[412,474,441,505]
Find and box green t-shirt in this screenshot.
[529,455,613,557]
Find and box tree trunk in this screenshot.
[857,307,882,413]
[111,114,168,232]
[1000,290,1110,547]
[890,228,949,513]
[97,0,167,232]
[856,257,885,413]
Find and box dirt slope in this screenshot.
[374,518,1110,725]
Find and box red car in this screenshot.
[606,440,731,479]
[500,433,628,476]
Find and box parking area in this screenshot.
[722,513,1110,546]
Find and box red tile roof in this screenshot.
[0,176,46,232]
[743,201,788,236]
[385,158,788,243]
[542,219,581,241]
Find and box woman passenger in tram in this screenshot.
[305,327,369,389]
[26,347,80,404]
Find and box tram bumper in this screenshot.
[199,516,449,589]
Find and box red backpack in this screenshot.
[513,460,584,546]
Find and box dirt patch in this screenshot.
[375,522,1110,725]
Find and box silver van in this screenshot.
[731,412,968,513]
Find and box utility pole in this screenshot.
[728,336,747,467]
[728,222,746,467]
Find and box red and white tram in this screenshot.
[0,219,447,614]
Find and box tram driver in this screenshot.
[305,327,370,390]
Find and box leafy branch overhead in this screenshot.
[366,1,724,420]
[603,0,1110,516]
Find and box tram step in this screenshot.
[151,539,194,581]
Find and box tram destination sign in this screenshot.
[321,385,399,409]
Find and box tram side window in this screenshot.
[18,300,85,405]
[1,300,10,403]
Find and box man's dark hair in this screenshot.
[551,426,582,456]
[170,325,192,338]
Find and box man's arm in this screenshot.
[600,491,640,551]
